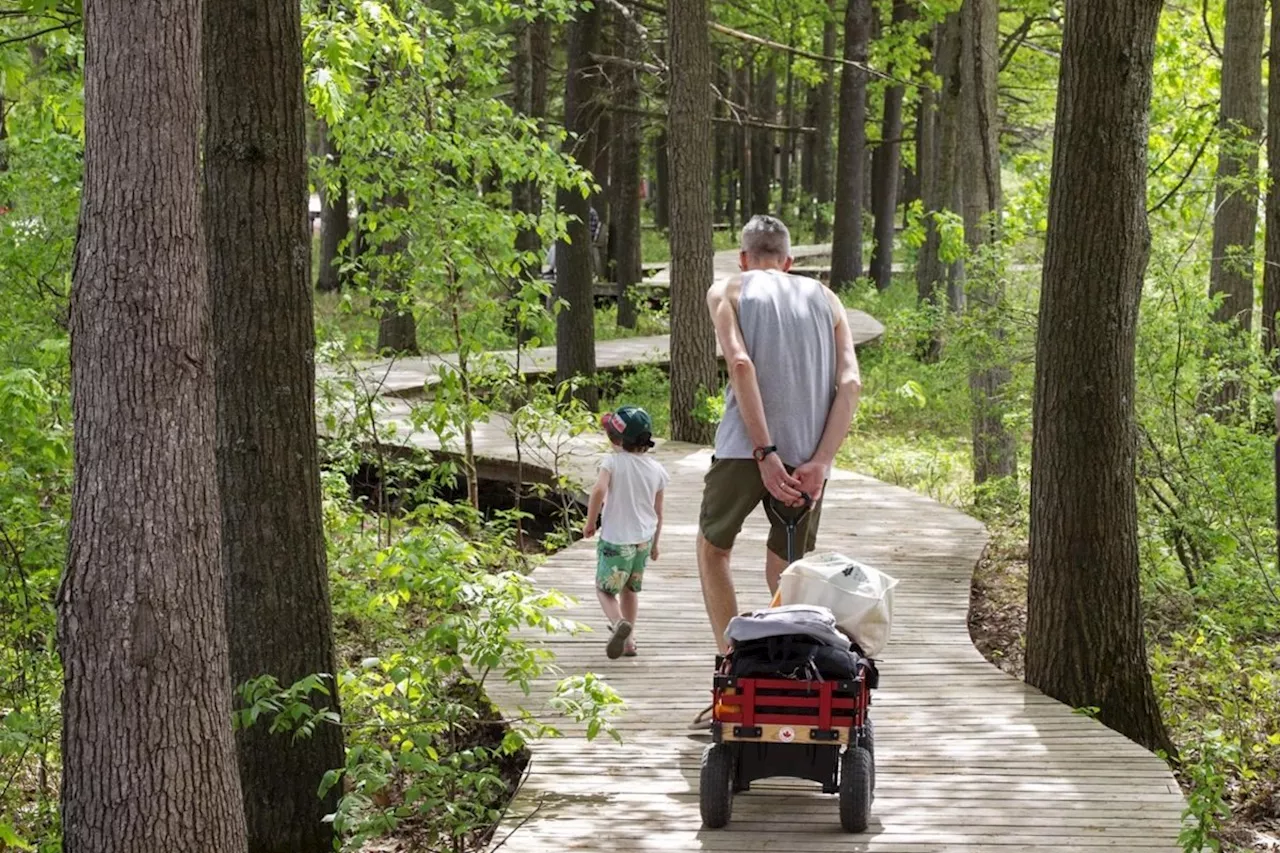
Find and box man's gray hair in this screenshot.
[740,215,792,260]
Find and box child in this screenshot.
[582,405,669,659]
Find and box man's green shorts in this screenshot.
[596,539,649,594]
[698,457,824,560]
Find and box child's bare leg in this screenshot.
[620,588,639,653]
[596,588,624,625]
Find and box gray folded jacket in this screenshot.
[724,604,851,649]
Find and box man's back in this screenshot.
[715,270,837,467]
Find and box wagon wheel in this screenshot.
[699,743,735,829]
[839,746,873,833]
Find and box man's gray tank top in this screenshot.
[715,269,837,468]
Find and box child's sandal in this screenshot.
[606,620,633,660]
[623,640,638,657]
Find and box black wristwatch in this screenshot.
[753,444,778,462]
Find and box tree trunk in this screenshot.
[750,64,776,216]
[1027,0,1175,757]
[914,25,941,313]
[61,0,249,849]
[668,0,718,445]
[1210,0,1264,333]
[936,14,965,313]
[829,0,872,289]
[654,131,671,230]
[204,2,345,849]
[813,2,836,241]
[960,0,1016,487]
[869,0,910,291]
[737,59,751,227]
[555,3,601,406]
[613,11,643,330]
[1264,3,1280,361]
[374,191,417,355]
[780,53,796,212]
[510,17,548,342]
[315,120,349,293]
[800,86,818,202]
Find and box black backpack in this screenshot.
[729,634,877,688]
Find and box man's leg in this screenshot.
[765,549,790,595]
[697,459,764,654]
[764,489,825,594]
[697,533,738,654]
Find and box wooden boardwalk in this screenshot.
[325,245,884,397]
[332,242,1186,851]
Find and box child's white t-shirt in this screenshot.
[599,451,670,546]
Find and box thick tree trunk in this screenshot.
[613,12,643,330]
[1027,0,1175,757]
[1264,4,1280,361]
[61,0,249,849]
[750,65,776,216]
[813,2,837,241]
[204,2,345,849]
[315,120,349,293]
[668,0,718,445]
[869,0,910,291]
[829,0,872,289]
[555,3,601,405]
[960,0,1016,487]
[1210,0,1264,333]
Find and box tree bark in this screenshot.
[555,2,601,406]
[204,2,345,850]
[919,14,965,317]
[61,0,249,850]
[1027,0,1175,756]
[869,0,910,291]
[1264,3,1280,361]
[914,25,941,314]
[813,1,837,241]
[315,120,349,293]
[374,191,417,355]
[960,0,1016,487]
[510,17,549,343]
[668,0,718,445]
[750,63,776,216]
[829,0,872,289]
[613,10,643,329]
[653,131,671,230]
[780,53,796,212]
[1210,0,1264,333]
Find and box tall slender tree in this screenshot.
[830,0,872,289]
[60,0,248,849]
[315,120,350,293]
[1264,3,1280,360]
[511,14,549,342]
[668,0,718,445]
[555,2,602,406]
[612,7,643,329]
[204,0,345,850]
[1209,0,1265,336]
[961,0,1016,486]
[868,0,911,291]
[813,0,837,241]
[1027,0,1174,755]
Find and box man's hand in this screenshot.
[759,454,803,504]
[583,518,597,538]
[793,460,826,504]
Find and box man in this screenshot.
[697,215,862,655]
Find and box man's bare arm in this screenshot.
[807,290,862,469]
[708,279,774,451]
[707,279,801,502]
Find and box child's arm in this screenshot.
[583,468,610,538]
[650,489,665,560]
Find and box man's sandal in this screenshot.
[606,620,633,660]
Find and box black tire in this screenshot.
[839,746,873,833]
[700,743,735,829]
[859,717,876,795]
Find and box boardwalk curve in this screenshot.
[334,245,1186,851]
